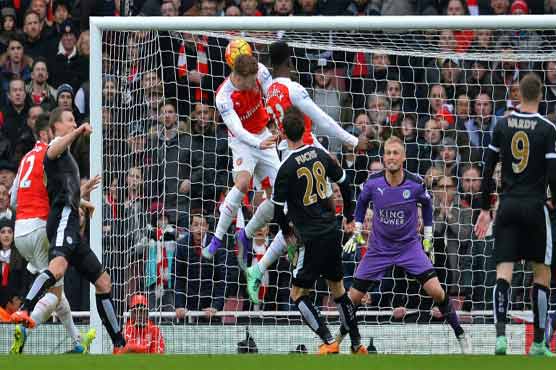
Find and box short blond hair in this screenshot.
[384,135,405,152]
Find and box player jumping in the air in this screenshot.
[240,41,369,303]
[475,73,556,356]
[202,52,280,260]
[341,136,471,354]
[272,106,366,354]
[9,113,97,354]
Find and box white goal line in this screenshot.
[61,310,543,320]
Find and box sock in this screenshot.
[96,293,126,347]
[258,231,287,273]
[438,294,464,338]
[30,292,58,327]
[532,283,549,343]
[245,200,274,238]
[295,295,334,345]
[56,293,81,346]
[334,293,361,348]
[215,187,245,240]
[493,278,510,337]
[21,270,57,312]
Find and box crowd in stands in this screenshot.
[1,0,556,324]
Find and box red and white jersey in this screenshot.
[267,77,358,149]
[215,63,273,148]
[267,77,314,145]
[10,142,49,237]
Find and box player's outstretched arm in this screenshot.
[46,123,91,160]
[545,125,556,209]
[417,183,434,257]
[293,83,359,148]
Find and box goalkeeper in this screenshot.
[340,136,471,354]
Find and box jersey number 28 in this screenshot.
[297,161,327,206]
[511,131,530,174]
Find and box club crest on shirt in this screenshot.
[236,158,243,166]
[403,189,410,199]
[66,236,73,244]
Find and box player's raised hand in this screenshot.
[259,135,278,150]
[80,199,95,217]
[474,210,492,240]
[81,175,102,199]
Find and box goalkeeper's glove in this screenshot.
[343,222,366,254]
[422,226,434,263]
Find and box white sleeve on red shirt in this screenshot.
[289,81,358,148]
[9,172,19,210]
[257,63,273,97]
[215,93,263,148]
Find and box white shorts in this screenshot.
[229,128,280,190]
[278,135,333,198]
[15,227,63,287]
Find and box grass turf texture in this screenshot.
[0,355,554,370]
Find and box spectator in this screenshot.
[174,212,227,321]
[296,0,320,15]
[0,78,33,161]
[123,294,165,354]
[444,0,474,53]
[0,182,12,221]
[52,2,71,37]
[22,10,51,60]
[273,0,295,15]
[489,0,510,15]
[0,217,30,304]
[465,59,494,102]
[345,0,380,15]
[26,57,57,109]
[49,20,87,91]
[0,291,21,322]
[416,118,442,175]
[0,35,32,94]
[25,105,44,137]
[188,101,230,215]
[139,211,178,311]
[435,136,460,177]
[542,60,556,120]
[151,100,191,226]
[0,8,17,52]
[0,160,16,188]
[30,0,52,30]
[431,175,473,296]
[225,5,241,15]
[199,0,219,16]
[160,0,179,16]
[460,91,496,161]
[240,0,263,15]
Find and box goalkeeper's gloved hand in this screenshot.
[343,222,365,254]
[422,226,434,263]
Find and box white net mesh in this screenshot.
[93,26,556,354]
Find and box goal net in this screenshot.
[5,15,556,355]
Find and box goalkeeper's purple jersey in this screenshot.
[355,170,433,251]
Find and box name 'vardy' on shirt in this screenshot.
[507,118,537,130]
[378,209,405,225]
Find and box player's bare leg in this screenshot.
[328,280,366,354]
[237,187,276,270]
[528,263,553,356]
[204,171,251,259]
[493,262,514,355]
[422,276,471,354]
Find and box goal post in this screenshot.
[88,15,556,355]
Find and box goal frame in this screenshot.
[88,14,556,354]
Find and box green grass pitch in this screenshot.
[0,354,554,370]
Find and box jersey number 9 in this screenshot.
[296,161,327,206]
[511,131,530,174]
